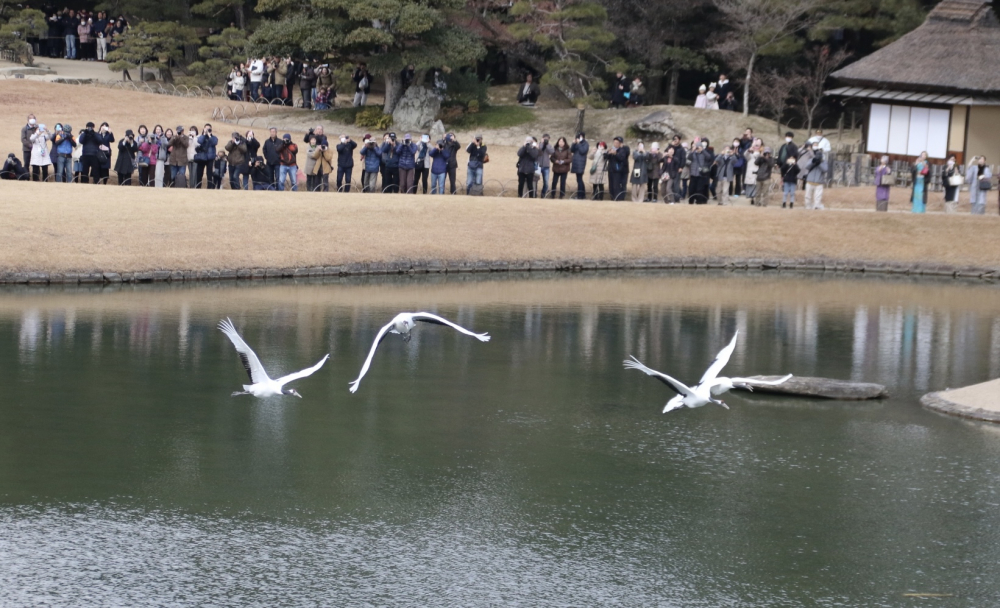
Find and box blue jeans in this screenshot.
[250,81,261,100]
[431,172,446,194]
[65,35,76,59]
[278,165,298,191]
[170,165,186,183]
[466,166,483,193]
[55,154,73,183]
[540,166,550,198]
[782,181,796,203]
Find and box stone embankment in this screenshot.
[922,379,1000,423]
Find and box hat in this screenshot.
[475,134,483,140]
[437,139,446,146]
[404,133,412,139]
[363,133,371,140]
[613,136,623,143]
[125,129,134,137]
[389,132,397,138]
[86,121,95,128]
[283,133,291,139]
[176,125,184,132]
[698,84,707,91]
[64,124,71,132]
[651,142,660,150]
[763,146,772,154]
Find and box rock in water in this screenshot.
[738,376,888,400]
[392,86,441,132]
[634,110,680,139]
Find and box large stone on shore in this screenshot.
[634,110,680,139]
[738,375,888,400]
[430,120,446,141]
[392,86,441,132]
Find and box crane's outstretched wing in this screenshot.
[219,318,270,384]
[730,374,793,386]
[698,331,739,386]
[275,354,330,387]
[623,356,696,397]
[411,312,491,341]
[349,321,396,393]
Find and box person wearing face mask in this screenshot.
[943,155,961,213]
[336,134,358,192]
[777,132,798,167]
[21,115,38,169]
[730,138,744,198]
[416,134,432,194]
[713,146,736,206]
[29,123,52,182]
[803,143,827,210]
[966,156,991,215]
[780,154,800,208]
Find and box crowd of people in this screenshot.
[38,8,130,61]
[3,113,994,213]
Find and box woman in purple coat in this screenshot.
[874,155,892,212]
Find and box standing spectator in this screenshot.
[228,64,246,101]
[304,137,320,192]
[611,72,628,109]
[550,137,572,199]
[689,141,713,204]
[694,85,708,109]
[910,151,929,213]
[353,63,371,107]
[360,137,382,192]
[589,141,608,200]
[315,64,334,106]
[212,152,228,190]
[115,129,138,185]
[667,136,685,200]
[336,134,358,192]
[186,126,199,188]
[248,57,265,101]
[645,142,662,202]
[159,128,174,187]
[78,121,101,184]
[777,132,798,166]
[274,58,289,106]
[516,73,540,106]
[716,74,731,101]
[743,140,760,205]
[263,127,283,190]
[380,133,399,193]
[606,137,629,201]
[706,83,719,110]
[714,146,736,206]
[224,131,247,190]
[429,139,450,195]
[95,122,115,185]
[536,134,554,198]
[148,125,167,187]
[416,135,431,194]
[195,124,218,189]
[755,147,774,207]
[807,128,832,185]
[29,123,52,182]
[720,92,738,112]
[277,134,298,191]
[628,77,646,107]
[660,146,681,203]
[77,18,93,61]
[299,62,316,109]
[516,137,539,198]
[243,130,260,188]
[62,10,78,60]
[803,144,827,210]
[397,133,418,194]
[967,156,990,215]
[94,12,109,61]
[630,141,648,202]
[444,133,460,194]
[943,155,961,213]
[780,154,799,208]
[309,140,333,192]
[570,132,589,200]
[874,155,892,212]
[464,135,487,196]
[53,124,76,183]
[21,114,38,169]
[136,125,154,187]
[167,126,189,187]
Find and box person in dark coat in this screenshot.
[516,74,541,106]
[716,74,731,103]
[336,134,358,192]
[194,124,219,189]
[299,63,316,109]
[114,129,138,185]
[605,136,629,200]
[777,132,798,166]
[570,132,590,200]
[516,136,539,198]
[353,63,372,107]
[262,127,283,189]
[611,73,628,109]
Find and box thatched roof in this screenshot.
[831,0,1000,95]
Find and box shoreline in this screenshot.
[1,256,997,285]
[922,379,1000,423]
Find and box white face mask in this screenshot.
[28,119,36,126]
[947,159,955,166]
[785,137,792,143]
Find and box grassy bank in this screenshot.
[0,181,998,274]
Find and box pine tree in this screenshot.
[0,8,46,64]
[107,21,199,82]
[187,26,247,87]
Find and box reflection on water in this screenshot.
[1,272,999,606]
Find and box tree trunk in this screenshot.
[383,70,403,115]
[742,52,755,118]
[234,2,246,29]
[668,65,679,106]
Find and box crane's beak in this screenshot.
[295,392,303,398]
[718,401,730,410]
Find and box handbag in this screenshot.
[589,159,597,175]
[979,177,992,191]
[483,153,490,164]
[880,171,895,187]
[948,174,965,187]
[633,168,642,179]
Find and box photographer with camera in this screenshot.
[167,125,189,188]
[29,123,52,182]
[277,133,299,191]
[516,136,539,198]
[194,124,218,189]
[444,133,460,194]
[53,123,76,183]
[186,126,200,188]
[308,137,333,192]
[336,135,357,192]
[380,132,400,193]
[396,133,418,194]
[250,156,272,191]
[360,136,382,193]
[353,62,371,107]
[115,129,138,186]
[224,131,248,190]
[78,122,102,184]
[428,139,451,195]
[465,135,487,196]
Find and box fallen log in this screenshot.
[736,375,888,400]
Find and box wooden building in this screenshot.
[826,0,1000,163]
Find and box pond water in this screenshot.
[1,272,999,607]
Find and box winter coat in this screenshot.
[805,151,828,184]
[429,147,450,174]
[309,146,334,175]
[274,60,287,86]
[466,143,487,168]
[337,140,357,168]
[115,137,138,174]
[186,134,198,163]
[30,131,52,166]
[77,22,91,43]
[380,142,399,169]
[778,141,798,165]
[689,149,710,178]
[139,138,159,166]
[570,140,590,174]
[360,144,382,173]
[743,151,760,186]
[550,147,572,174]
[168,135,188,167]
[93,131,114,169]
[645,151,662,180]
[714,153,735,181]
[661,155,681,180]
[445,138,460,169]
[630,150,647,184]
[262,136,283,165]
[590,147,608,185]
[225,139,248,166]
[195,133,218,162]
[396,142,418,170]
[536,142,555,169]
[780,162,800,184]
[21,124,37,153]
[78,128,103,157]
[304,145,319,175]
[278,142,298,166]
[53,131,75,156]
[516,144,539,175]
[299,66,316,91]
[755,155,774,182]
[245,137,260,160]
[606,145,629,175]
[353,68,371,93]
